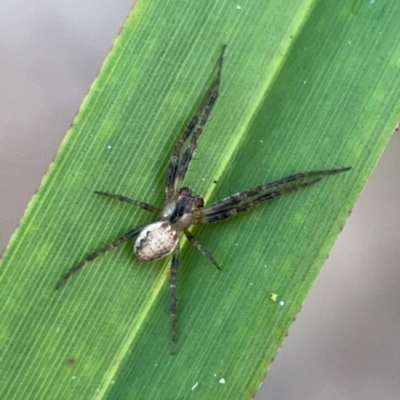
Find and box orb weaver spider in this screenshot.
[56,45,350,352]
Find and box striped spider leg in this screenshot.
[200,168,351,223]
[56,44,350,353]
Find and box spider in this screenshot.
[56,45,350,352]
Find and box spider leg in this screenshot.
[184,229,221,270]
[165,111,200,199]
[202,167,351,215]
[165,45,227,197]
[165,45,226,198]
[170,244,180,354]
[173,44,226,191]
[201,178,324,223]
[55,225,145,289]
[95,191,159,213]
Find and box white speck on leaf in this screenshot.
[191,382,199,391]
[236,5,242,10]
[279,300,285,306]
[219,378,226,384]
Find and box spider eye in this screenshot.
[194,195,204,208]
[179,187,192,196]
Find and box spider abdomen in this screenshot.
[134,221,178,262]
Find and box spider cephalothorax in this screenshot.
[160,187,204,228]
[56,45,350,352]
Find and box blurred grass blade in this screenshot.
[1,0,400,399]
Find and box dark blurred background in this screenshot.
[1,1,399,399]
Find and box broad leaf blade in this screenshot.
[1,0,400,399]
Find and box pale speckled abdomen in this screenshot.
[134,221,178,262]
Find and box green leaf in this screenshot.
[1,0,400,399]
